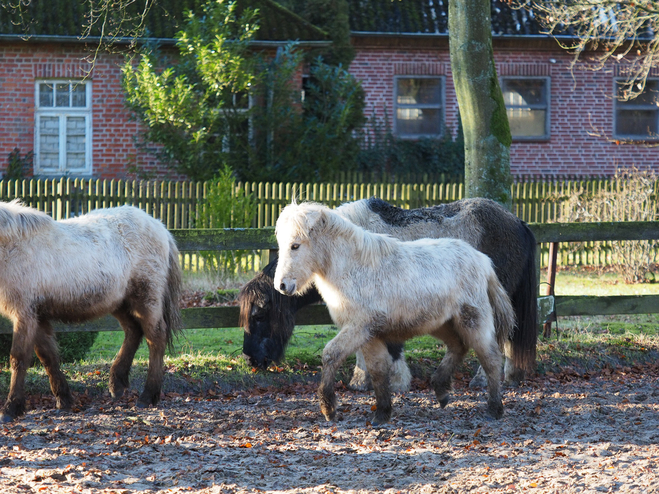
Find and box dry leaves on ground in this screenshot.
[1,364,659,493]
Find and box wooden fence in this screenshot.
[1,221,658,335]
[0,177,656,269]
[1,177,655,227]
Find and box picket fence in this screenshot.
[1,177,654,225]
[0,177,655,269]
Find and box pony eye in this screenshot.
[291,243,300,251]
[251,303,268,320]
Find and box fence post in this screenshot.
[543,242,559,338]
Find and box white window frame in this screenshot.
[613,78,659,140]
[220,92,254,152]
[393,76,445,139]
[34,80,92,176]
[501,76,551,141]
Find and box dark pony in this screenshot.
[241,197,537,386]
[0,202,182,422]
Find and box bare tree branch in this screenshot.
[517,1,659,100]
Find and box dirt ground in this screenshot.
[1,363,658,494]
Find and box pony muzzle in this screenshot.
[277,279,296,296]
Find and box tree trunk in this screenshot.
[449,0,512,207]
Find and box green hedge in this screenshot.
[0,332,98,365]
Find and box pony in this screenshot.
[273,202,515,423]
[240,261,410,391]
[241,196,537,389]
[0,201,182,422]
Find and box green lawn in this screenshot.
[2,266,658,396]
[544,267,659,296]
[84,266,659,363]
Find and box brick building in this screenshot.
[1,0,658,179]
[351,33,659,178]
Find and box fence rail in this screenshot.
[0,221,657,335]
[0,177,656,272]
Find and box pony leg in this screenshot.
[470,330,505,420]
[502,340,520,386]
[430,329,468,409]
[348,350,371,391]
[360,339,394,425]
[319,325,371,421]
[1,319,37,422]
[350,343,411,392]
[138,316,168,408]
[468,366,488,389]
[110,310,143,400]
[34,322,73,412]
[387,343,412,393]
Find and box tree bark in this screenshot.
[449,0,512,207]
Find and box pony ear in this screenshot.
[306,208,327,234]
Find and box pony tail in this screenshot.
[487,273,516,350]
[508,223,538,377]
[163,236,183,351]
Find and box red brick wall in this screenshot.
[2,38,658,179]
[0,41,182,180]
[349,38,659,178]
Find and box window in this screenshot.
[394,77,444,138]
[501,78,550,140]
[221,91,253,153]
[35,81,92,175]
[614,79,659,139]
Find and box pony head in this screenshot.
[239,260,296,369]
[273,202,327,296]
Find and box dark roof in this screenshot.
[0,0,547,41]
[0,0,329,41]
[347,0,544,36]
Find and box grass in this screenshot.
[1,266,658,398]
[543,266,659,296]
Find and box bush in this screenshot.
[554,167,658,283]
[5,148,33,180]
[123,1,365,183]
[356,110,464,178]
[196,165,257,280]
[0,331,98,365]
[199,165,255,229]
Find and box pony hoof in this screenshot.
[487,404,504,420]
[109,389,125,400]
[0,412,16,423]
[438,395,450,408]
[371,411,392,426]
[137,391,161,409]
[370,419,387,427]
[56,398,73,411]
[504,368,526,387]
[136,397,158,409]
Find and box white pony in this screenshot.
[274,202,515,424]
[0,201,181,422]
